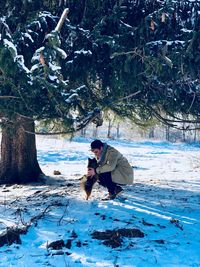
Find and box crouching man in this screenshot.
[88,139,134,200]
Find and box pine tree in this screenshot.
[0,0,200,184]
[0,3,102,184]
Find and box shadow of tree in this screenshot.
[0,177,200,266]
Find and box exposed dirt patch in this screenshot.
[91,228,145,248]
[47,239,65,250]
[0,227,27,247]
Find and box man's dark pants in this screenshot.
[98,172,117,194]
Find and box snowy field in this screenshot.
[0,137,200,267]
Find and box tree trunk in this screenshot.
[182,129,186,142]
[165,125,170,141]
[107,119,112,139]
[0,115,43,184]
[193,129,196,142]
[116,122,120,139]
[80,127,87,137]
[92,125,98,138]
[149,127,155,139]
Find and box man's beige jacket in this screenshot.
[96,145,134,184]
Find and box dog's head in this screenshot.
[87,158,98,170]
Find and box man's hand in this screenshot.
[87,168,95,177]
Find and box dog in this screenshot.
[81,158,98,200]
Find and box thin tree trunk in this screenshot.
[194,129,197,142]
[107,119,112,138]
[182,129,186,142]
[149,127,155,139]
[0,115,43,184]
[166,125,170,141]
[116,122,120,139]
[92,125,98,138]
[80,127,87,137]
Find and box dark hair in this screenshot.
[90,139,104,150]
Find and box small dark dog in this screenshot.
[81,158,98,200]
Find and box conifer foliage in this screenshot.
[0,0,200,183]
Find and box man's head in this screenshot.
[90,139,104,158]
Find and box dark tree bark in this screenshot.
[0,115,43,184]
[165,125,170,141]
[149,127,155,139]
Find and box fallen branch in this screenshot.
[29,205,51,225]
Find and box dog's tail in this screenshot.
[80,175,98,200]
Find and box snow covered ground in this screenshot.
[0,137,200,267]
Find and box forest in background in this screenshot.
[76,117,200,142]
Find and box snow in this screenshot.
[30,63,40,73]
[74,49,92,56]
[146,40,185,47]
[3,39,17,59]
[0,137,200,267]
[54,47,67,59]
[15,55,30,73]
[65,93,79,103]
[31,47,45,63]
[180,28,193,33]
[48,74,57,81]
[24,32,34,43]
[48,62,61,71]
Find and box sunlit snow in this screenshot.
[0,137,200,267]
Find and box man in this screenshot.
[87,139,134,200]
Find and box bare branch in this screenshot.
[118,91,141,101]
[186,92,196,114]
[55,8,69,32]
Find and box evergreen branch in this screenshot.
[118,91,141,101]
[186,92,196,114]
[14,86,39,116]
[111,48,144,60]
[23,129,74,136]
[0,96,20,99]
[20,109,103,135]
[162,110,200,124]
[146,105,200,131]
[14,112,34,120]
